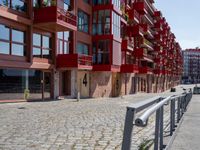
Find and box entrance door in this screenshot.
[112,73,121,97]
[43,72,51,100]
[61,71,71,96]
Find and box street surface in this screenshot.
[0,85,194,150]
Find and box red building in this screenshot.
[0,0,182,101]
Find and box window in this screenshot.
[57,31,71,54]
[112,12,120,38]
[77,42,89,55]
[0,0,27,12]
[33,33,52,59]
[78,10,89,33]
[64,0,72,11]
[93,40,110,64]
[0,24,25,56]
[93,10,111,35]
[112,0,120,9]
[92,0,109,5]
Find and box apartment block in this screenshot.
[182,49,200,83]
[0,0,183,101]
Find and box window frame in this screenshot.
[0,24,26,57]
[33,33,52,59]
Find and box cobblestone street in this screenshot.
[0,85,193,150]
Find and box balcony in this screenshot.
[122,39,134,51]
[144,13,154,26]
[154,11,162,20]
[134,48,153,62]
[154,21,163,31]
[127,9,140,23]
[154,57,162,64]
[139,66,153,74]
[141,24,154,39]
[127,25,144,37]
[57,54,92,70]
[155,34,163,43]
[133,2,148,15]
[141,38,154,51]
[34,6,77,32]
[121,64,139,73]
[154,69,167,75]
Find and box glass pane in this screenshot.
[12,29,24,43]
[28,70,42,100]
[33,47,41,57]
[57,32,63,39]
[77,43,82,54]
[0,0,10,6]
[42,49,51,59]
[0,41,10,54]
[0,24,10,40]
[33,33,41,46]
[43,36,50,48]
[11,0,27,12]
[12,44,24,56]
[0,69,25,100]
[64,32,70,40]
[64,41,69,54]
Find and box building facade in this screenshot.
[0,0,183,101]
[183,49,200,84]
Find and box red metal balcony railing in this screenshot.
[57,54,92,70]
[133,1,148,14]
[139,66,153,74]
[122,39,134,51]
[127,9,140,23]
[127,25,144,37]
[154,21,163,31]
[155,34,163,43]
[121,64,139,73]
[34,6,77,32]
[134,48,154,61]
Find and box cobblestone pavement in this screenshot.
[0,85,194,150]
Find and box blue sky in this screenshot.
[154,0,200,50]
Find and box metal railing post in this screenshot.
[170,98,175,136]
[177,97,181,123]
[122,108,136,150]
[154,108,161,150]
[159,106,164,150]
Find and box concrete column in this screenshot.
[71,69,78,98]
[53,70,59,99]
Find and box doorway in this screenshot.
[61,71,71,96]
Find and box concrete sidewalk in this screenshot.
[170,95,200,150]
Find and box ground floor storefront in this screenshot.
[0,68,181,101]
[0,68,53,101]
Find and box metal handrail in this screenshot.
[122,89,193,150]
[135,96,171,127]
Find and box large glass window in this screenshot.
[112,12,120,38]
[57,31,71,54]
[78,10,89,33]
[33,33,52,59]
[0,24,25,56]
[112,0,120,9]
[93,40,110,64]
[0,69,51,100]
[0,0,27,12]
[93,10,111,35]
[77,42,89,55]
